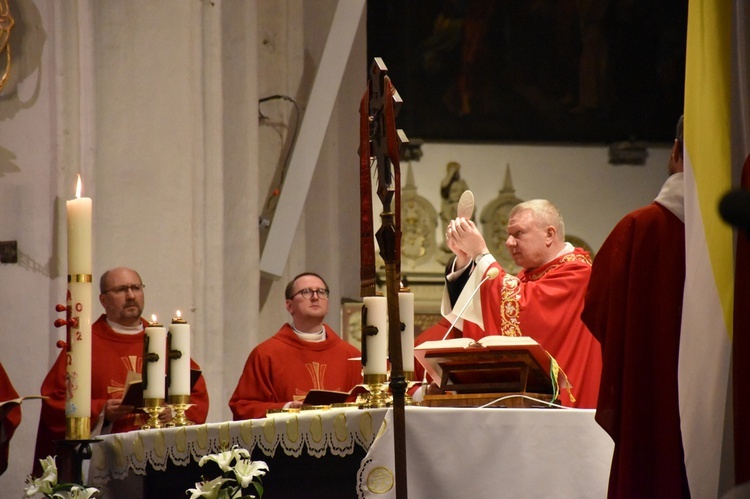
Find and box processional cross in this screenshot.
[359,57,409,498]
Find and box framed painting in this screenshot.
[367,0,687,143]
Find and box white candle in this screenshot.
[399,292,415,372]
[169,310,191,397]
[144,315,167,400]
[65,174,92,424]
[66,175,92,275]
[363,296,388,376]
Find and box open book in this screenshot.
[414,335,563,395]
[302,385,369,406]
[0,395,45,411]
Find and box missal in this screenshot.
[303,385,369,406]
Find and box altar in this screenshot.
[90,406,614,498]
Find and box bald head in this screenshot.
[99,267,145,327]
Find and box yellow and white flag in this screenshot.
[679,0,734,497]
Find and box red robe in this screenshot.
[582,197,688,498]
[445,247,601,408]
[33,315,210,473]
[229,324,363,420]
[0,362,21,476]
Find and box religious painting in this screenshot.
[367,0,687,143]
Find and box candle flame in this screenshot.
[151,314,158,323]
[176,310,182,319]
[75,174,82,199]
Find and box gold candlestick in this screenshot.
[358,373,390,408]
[166,394,193,427]
[141,398,165,430]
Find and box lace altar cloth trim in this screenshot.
[90,407,386,484]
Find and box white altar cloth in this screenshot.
[358,406,614,499]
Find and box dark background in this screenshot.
[367,0,688,144]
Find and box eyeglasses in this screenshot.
[290,288,330,300]
[102,284,145,295]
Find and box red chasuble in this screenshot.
[582,201,689,498]
[229,324,363,420]
[33,315,210,474]
[448,247,602,408]
[0,362,21,476]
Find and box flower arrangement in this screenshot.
[187,445,269,499]
[24,456,100,499]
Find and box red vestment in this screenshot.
[0,362,21,476]
[229,324,363,420]
[33,315,209,473]
[445,247,601,408]
[582,178,689,498]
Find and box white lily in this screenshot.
[233,459,269,489]
[198,446,250,473]
[186,476,232,499]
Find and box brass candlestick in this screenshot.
[359,373,390,408]
[141,397,165,430]
[167,394,193,427]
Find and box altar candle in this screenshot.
[169,310,191,397]
[65,174,92,422]
[363,296,388,375]
[144,315,167,400]
[399,292,415,372]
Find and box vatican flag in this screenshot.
[679,0,734,497]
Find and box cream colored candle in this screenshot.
[65,174,92,423]
[144,316,167,400]
[169,310,191,397]
[363,296,388,375]
[399,291,415,372]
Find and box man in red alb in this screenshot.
[33,267,210,475]
[229,272,362,420]
[0,362,21,476]
[442,199,601,408]
[582,116,689,498]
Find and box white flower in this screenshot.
[198,446,250,473]
[51,486,100,499]
[186,476,232,499]
[25,456,58,496]
[233,459,268,489]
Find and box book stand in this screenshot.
[416,340,558,408]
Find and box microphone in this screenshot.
[441,266,501,341]
[420,266,501,395]
[719,189,750,234]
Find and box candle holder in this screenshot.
[166,394,193,427]
[402,370,419,406]
[140,398,165,430]
[65,416,91,441]
[358,374,390,408]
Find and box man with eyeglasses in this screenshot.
[32,267,210,473]
[229,272,362,420]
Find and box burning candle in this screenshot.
[65,174,92,429]
[363,296,388,376]
[399,291,415,372]
[144,315,167,400]
[169,310,191,397]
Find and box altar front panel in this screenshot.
[90,406,614,499]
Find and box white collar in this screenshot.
[654,172,684,222]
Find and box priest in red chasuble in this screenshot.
[229,273,362,420]
[442,199,601,408]
[33,267,210,475]
[0,362,21,476]
[582,116,689,498]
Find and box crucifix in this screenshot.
[359,57,409,498]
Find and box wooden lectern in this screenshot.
[414,336,561,408]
